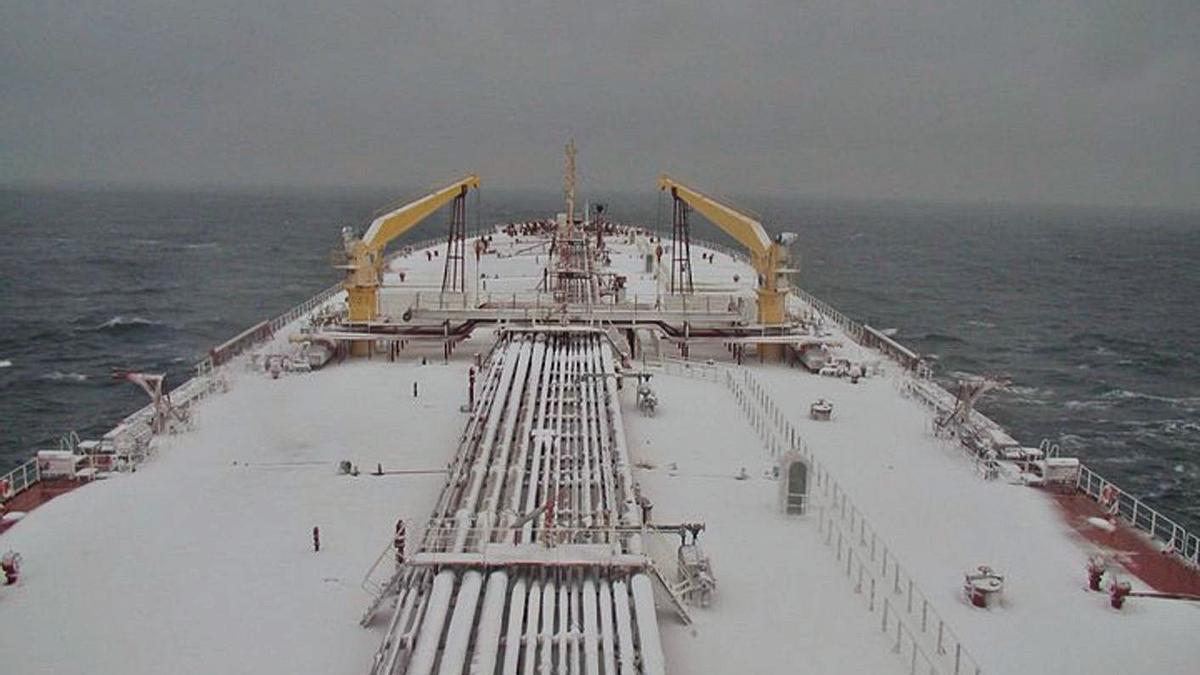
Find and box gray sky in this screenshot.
[3,1,1198,209]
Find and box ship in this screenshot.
[1,143,1198,674]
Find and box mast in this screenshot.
[564,139,577,233]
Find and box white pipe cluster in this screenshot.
[372,332,666,675]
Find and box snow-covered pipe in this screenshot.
[477,339,534,541]
[546,344,568,536]
[540,579,556,674]
[582,577,600,675]
[599,344,643,554]
[611,579,636,675]
[631,574,666,675]
[438,571,484,675]
[432,354,502,523]
[500,578,527,675]
[590,340,617,524]
[522,579,543,675]
[570,578,582,674]
[503,340,548,534]
[468,571,508,675]
[579,341,597,529]
[455,339,525,551]
[557,580,571,673]
[598,580,617,675]
[379,578,422,675]
[526,341,561,543]
[585,342,616,525]
[407,571,456,675]
[520,342,559,542]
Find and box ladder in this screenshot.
[647,563,694,626]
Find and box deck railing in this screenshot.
[0,458,41,500]
[1077,464,1200,566]
[704,240,1200,569]
[656,357,983,675]
[0,235,456,511]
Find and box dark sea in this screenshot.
[1,187,1197,531]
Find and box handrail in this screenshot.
[0,457,42,503]
[656,357,983,674]
[1077,464,1200,566]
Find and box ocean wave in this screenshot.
[919,332,966,344]
[1004,385,1054,401]
[40,370,88,383]
[0,359,12,368]
[1163,421,1200,435]
[131,239,218,251]
[965,320,996,328]
[86,315,167,332]
[1099,389,1200,406]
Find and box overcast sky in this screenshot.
[2,1,1198,208]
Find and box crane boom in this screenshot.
[657,175,772,260]
[342,175,480,324]
[656,174,792,328]
[361,175,481,253]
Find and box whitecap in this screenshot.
[1099,389,1200,406]
[0,359,12,368]
[41,371,88,382]
[93,315,164,331]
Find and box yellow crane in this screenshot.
[339,175,481,324]
[656,174,794,328]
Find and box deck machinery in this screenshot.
[323,168,804,362]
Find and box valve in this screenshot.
[1109,579,1132,609]
[1086,555,1107,591]
[1,550,21,585]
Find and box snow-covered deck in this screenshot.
[0,349,479,674]
[2,227,1198,674]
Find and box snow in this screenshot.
[751,361,1200,675]
[624,374,907,675]
[2,228,1198,674]
[0,354,474,675]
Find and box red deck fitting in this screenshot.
[0,478,86,535]
[1052,490,1200,595]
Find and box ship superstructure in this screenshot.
[2,147,1199,674]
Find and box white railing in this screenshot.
[790,285,867,343]
[658,358,983,674]
[686,235,1200,574]
[397,291,741,322]
[0,458,41,500]
[654,358,726,384]
[1077,464,1200,566]
[903,377,1200,568]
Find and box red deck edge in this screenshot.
[0,478,88,536]
[1050,490,1200,595]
